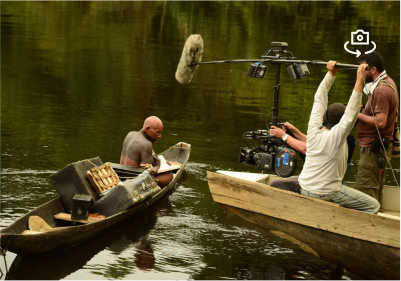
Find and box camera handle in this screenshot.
[270,63,281,127]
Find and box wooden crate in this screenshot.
[86,162,120,194]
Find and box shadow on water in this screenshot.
[5,187,178,280]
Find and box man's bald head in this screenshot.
[143,116,163,129]
[142,116,163,142]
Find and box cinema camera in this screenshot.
[239,130,297,178]
[242,42,303,177]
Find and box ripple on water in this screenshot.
[183,162,213,181]
[0,169,57,229]
[0,168,57,175]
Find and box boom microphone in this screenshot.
[175,34,203,84]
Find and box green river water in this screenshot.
[1,2,399,280]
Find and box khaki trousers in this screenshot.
[353,143,392,210]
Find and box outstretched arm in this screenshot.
[307,61,339,135]
[329,64,366,147]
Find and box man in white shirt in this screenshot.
[298,61,380,214]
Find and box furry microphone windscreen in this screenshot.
[175,34,204,84]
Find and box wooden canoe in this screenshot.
[0,142,191,257]
[207,171,400,280]
[5,201,163,280]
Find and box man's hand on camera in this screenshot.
[283,122,295,133]
[327,60,339,77]
[357,63,368,83]
[270,126,286,138]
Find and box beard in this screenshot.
[364,71,374,83]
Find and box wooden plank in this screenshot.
[53,213,105,224]
[378,212,400,220]
[207,171,400,248]
[29,216,53,232]
[217,170,270,182]
[21,230,41,235]
[54,213,90,224]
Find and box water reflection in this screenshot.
[134,238,156,271]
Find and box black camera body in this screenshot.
[239,130,297,177]
[254,153,274,170]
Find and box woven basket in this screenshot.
[86,162,120,194]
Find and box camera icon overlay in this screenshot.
[351,29,369,45]
[344,29,376,57]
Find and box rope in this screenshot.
[1,243,8,273]
[171,146,191,150]
[86,159,97,167]
[2,255,6,273]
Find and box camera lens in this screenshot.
[357,35,363,41]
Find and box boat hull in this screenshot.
[0,142,191,257]
[220,204,400,280]
[208,171,400,280]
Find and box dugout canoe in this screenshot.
[5,200,163,280]
[207,171,400,280]
[0,142,191,257]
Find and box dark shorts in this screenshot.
[270,176,300,193]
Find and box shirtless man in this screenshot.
[120,116,173,187]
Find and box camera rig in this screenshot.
[194,42,359,177]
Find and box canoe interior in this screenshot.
[0,142,190,247]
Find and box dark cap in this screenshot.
[323,103,346,129]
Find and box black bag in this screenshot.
[90,170,161,217]
[370,137,390,154]
[71,194,92,221]
[90,184,134,217]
